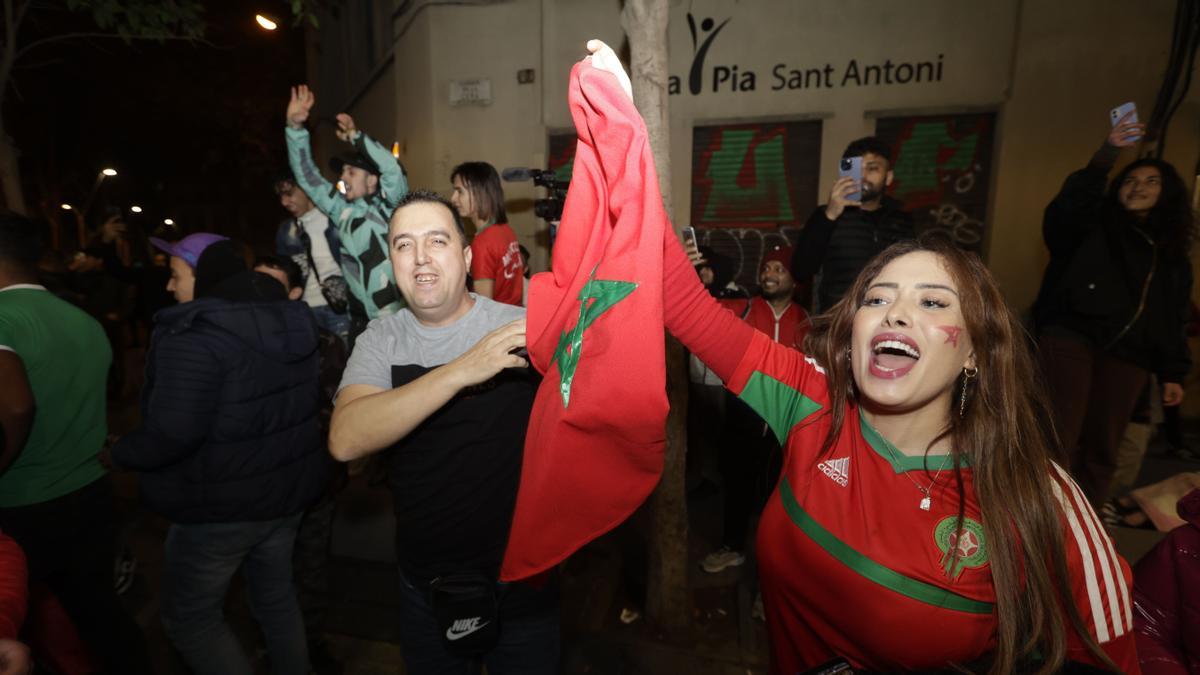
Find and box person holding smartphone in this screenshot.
[792,137,915,312]
[1033,107,1194,508]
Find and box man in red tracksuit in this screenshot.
[703,244,811,574]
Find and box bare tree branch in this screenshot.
[18,30,210,59]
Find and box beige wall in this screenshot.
[330,0,1199,309]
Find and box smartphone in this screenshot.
[839,156,863,202]
[680,226,698,250]
[1110,102,1142,143]
[1110,101,1139,127]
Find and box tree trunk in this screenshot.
[621,0,690,637]
[0,125,25,214]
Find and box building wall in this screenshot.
[321,0,1198,312]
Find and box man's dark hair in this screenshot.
[273,168,298,194]
[450,162,507,224]
[842,136,894,165]
[0,210,43,268]
[392,189,468,243]
[254,254,304,291]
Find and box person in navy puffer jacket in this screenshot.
[113,235,326,675]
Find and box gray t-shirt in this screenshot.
[338,293,525,394]
[336,293,532,580]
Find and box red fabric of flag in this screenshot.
[500,58,670,581]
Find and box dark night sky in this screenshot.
[9,1,307,254]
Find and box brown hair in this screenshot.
[450,161,507,225]
[801,234,1114,674]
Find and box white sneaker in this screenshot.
[701,546,745,573]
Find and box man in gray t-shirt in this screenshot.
[330,190,558,674]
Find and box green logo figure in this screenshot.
[551,266,636,407]
[934,515,988,580]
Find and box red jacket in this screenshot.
[1133,488,1200,674]
[720,296,809,348]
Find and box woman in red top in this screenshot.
[665,232,1137,673]
[449,161,525,305]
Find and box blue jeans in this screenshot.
[311,304,351,346]
[162,514,309,675]
[397,570,560,675]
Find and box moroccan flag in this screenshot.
[500,57,671,581]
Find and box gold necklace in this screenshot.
[877,435,952,511]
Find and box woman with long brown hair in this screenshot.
[664,232,1137,673]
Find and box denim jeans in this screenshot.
[310,304,351,346]
[396,569,560,675]
[162,513,308,675]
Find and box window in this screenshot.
[874,112,996,253]
[691,120,821,228]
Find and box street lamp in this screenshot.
[61,203,72,210]
[255,14,278,30]
[130,205,143,213]
[101,168,117,177]
[163,218,175,226]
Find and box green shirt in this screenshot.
[0,285,109,506]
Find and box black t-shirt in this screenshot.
[388,364,536,582]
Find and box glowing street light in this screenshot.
[61,203,73,210]
[130,205,143,213]
[255,14,278,30]
[101,168,117,177]
[163,218,175,226]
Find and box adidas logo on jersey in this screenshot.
[818,457,850,487]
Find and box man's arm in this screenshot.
[0,352,33,476]
[329,320,526,461]
[286,85,347,218]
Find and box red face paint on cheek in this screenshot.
[938,326,962,348]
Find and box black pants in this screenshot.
[0,475,152,675]
[1039,334,1148,507]
[294,491,335,642]
[718,394,782,551]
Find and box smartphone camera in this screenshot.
[840,158,854,171]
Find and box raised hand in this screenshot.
[287,85,315,128]
[824,175,863,221]
[1107,111,1146,148]
[445,319,527,389]
[585,39,633,101]
[335,113,357,142]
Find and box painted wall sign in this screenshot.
[670,13,945,96]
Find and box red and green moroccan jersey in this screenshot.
[723,329,1139,674]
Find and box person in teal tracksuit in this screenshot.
[285,84,408,337]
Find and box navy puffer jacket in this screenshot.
[113,294,327,523]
